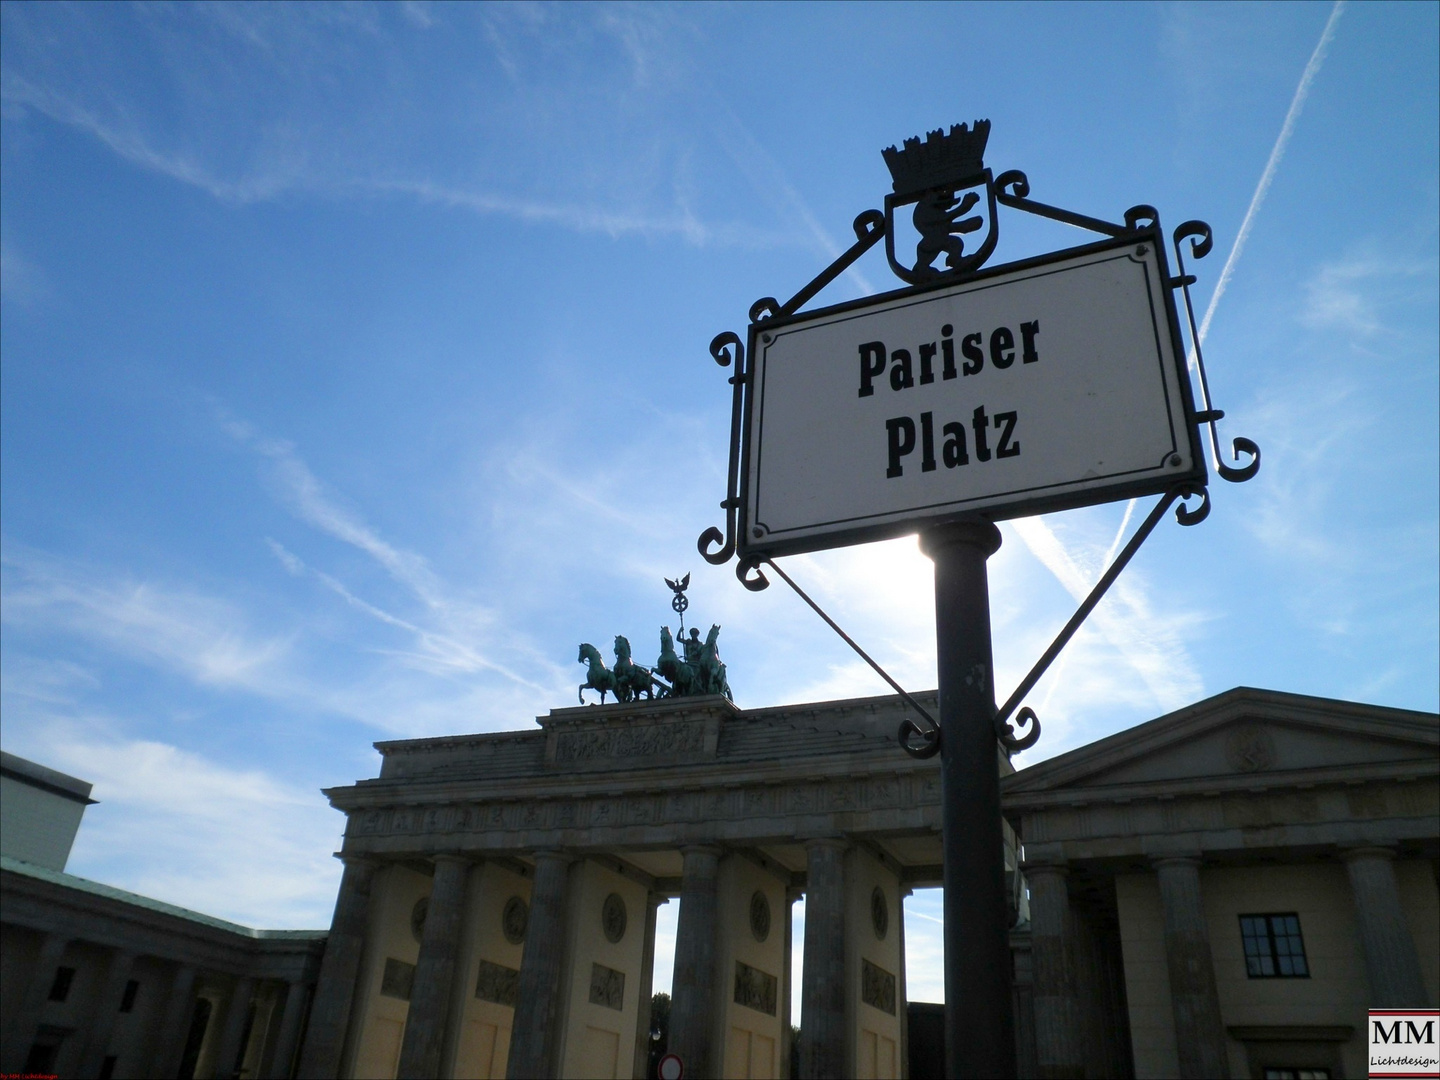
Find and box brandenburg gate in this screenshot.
[295,690,1019,1079]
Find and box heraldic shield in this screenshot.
[883,120,999,286]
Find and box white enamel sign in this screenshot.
[740,235,1205,557]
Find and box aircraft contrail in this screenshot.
[1034,5,1346,717]
[1196,0,1345,348]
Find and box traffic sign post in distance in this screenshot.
[657,1052,684,1080]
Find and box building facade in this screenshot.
[3,686,1435,1079]
[0,753,326,1080]
[1003,687,1439,1080]
[298,691,1001,1080]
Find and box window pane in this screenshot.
[1239,912,1308,978]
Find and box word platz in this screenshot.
[857,319,1040,479]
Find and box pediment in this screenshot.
[1003,687,1438,799]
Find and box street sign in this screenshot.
[657,1052,684,1080]
[739,230,1206,558]
[697,120,1258,1079]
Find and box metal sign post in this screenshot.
[697,121,1258,1078]
[923,519,1013,1078]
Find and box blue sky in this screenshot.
[2,1,1436,1009]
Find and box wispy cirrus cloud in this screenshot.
[1301,246,1439,337]
[224,417,560,694]
[3,707,342,927]
[1,543,296,692]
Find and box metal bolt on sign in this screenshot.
[697,121,1258,1079]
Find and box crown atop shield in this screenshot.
[882,120,991,198]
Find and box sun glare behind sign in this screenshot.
[739,231,1207,558]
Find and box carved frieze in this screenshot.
[475,960,519,1007]
[861,959,896,1015]
[381,958,415,1001]
[589,963,625,1010]
[553,720,708,766]
[734,961,777,1016]
[343,768,938,848]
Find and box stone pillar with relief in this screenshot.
[670,845,722,1078]
[398,854,472,1078]
[299,856,377,1079]
[507,851,573,1078]
[1026,864,1083,1079]
[800,838,849,1080]
[1153,856,1228,1080]
[1343,846,1431,1006]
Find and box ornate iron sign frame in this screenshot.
[698,122,1258,756]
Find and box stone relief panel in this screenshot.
[381,958,415,1001]
[861,959,896,1015]
[502,896,529,944]
[749,891,771,943]
[554,721,707,765]
[871,887,889,940]
[589,963,626,1011]
[733,961,777,1016]
[1226,725,1276,772]
[475,960,520,1007]
[345,769,940,846]
[602,893,628,944]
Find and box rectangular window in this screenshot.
[48,967,76,1002]
[1240,913,1310,978]
[119,979,140,1013]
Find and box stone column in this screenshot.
[297,856,377,1080]
[800,838,849,1080]
[1343,847,1431,1006]
[631,892,664,1080]
[398,855,472,1078]
[1026,865,1082,1079]
[1153,856,1228,1079]
[148,964,199,1080]
[0,932,70,1073]
[670,845,722,1079]
[210,976,256,1080]
[77,947,138,1078]
[507,851,573,1079]
[897,887,911,1080]
[260,979,309,1080]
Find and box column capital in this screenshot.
[1151,852,1204,870]
[530,848,574,864]
[1021,860,1070,879]
[431,852,473,869]
[334,851,379,869]
[919,517,1003,558]
[1341,844,1397,863]
[679,842,724,858]
[803,835,850,853]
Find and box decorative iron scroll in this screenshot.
[698,121,1260,759]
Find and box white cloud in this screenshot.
[1301,248,1438,337]
[1,544,296,692]
[3,712,343,928]
[0,239,51,305]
